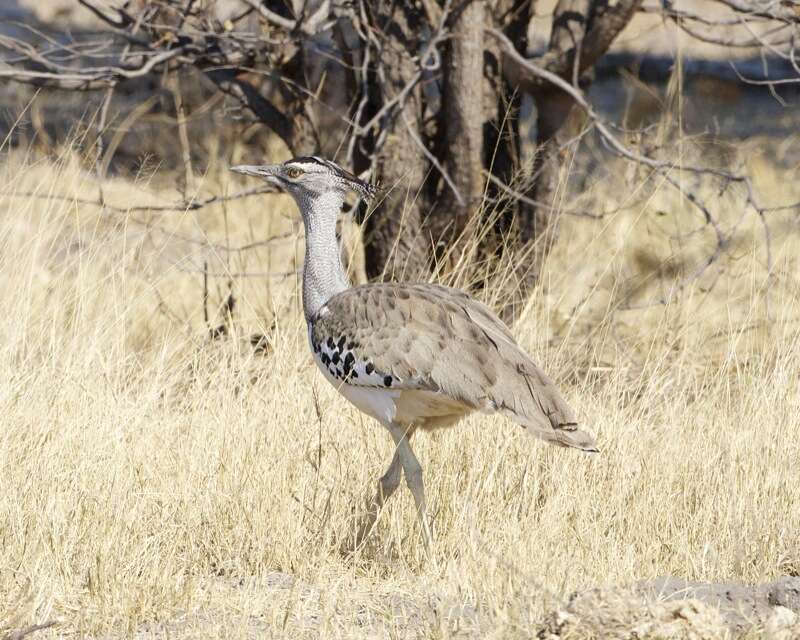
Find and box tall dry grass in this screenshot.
[1,117,799,638]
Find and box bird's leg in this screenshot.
[351,449,403,548]
[387,423,432,549]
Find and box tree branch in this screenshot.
[204,69,295,150]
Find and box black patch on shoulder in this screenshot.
[350,370,358,379]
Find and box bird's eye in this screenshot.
[286,167,303,179]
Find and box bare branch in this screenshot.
[483,171,607,219]
[76,0,134,29]
[3,621,58,640]
[523,0,645,88]
[205,69,295,150]
[488,29,740,181]
[1,184,281,214]
[238,0,334,35]
[0,46,187,89]
[713,0,800,22]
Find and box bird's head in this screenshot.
[230,156,377,209]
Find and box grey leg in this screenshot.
[387,423,432,549]
[351,449,403,548]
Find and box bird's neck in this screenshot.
[300,191,350,321]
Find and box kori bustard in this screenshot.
[231,156,598,548]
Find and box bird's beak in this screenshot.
[230,164,281,183]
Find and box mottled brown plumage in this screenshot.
[311,283,596,451]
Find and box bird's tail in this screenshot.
[502,411,600,453]
[499,405,600,453]
[547,424,599,453]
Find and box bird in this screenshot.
[231,156,598,549]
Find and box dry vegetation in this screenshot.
[1,111,800,639]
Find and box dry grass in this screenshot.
[1,122,799,639]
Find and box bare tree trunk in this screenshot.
[345,0,641,311]
[528,0,638,219]
[527,0,644,224]
[495,0,643,322]
[433,0,486,253]
[481,0,534,321]
[521,0,594,271]
[361,3,430,281]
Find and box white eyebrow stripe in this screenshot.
[288,162,324,172]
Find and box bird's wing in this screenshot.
[310,283,597,451]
